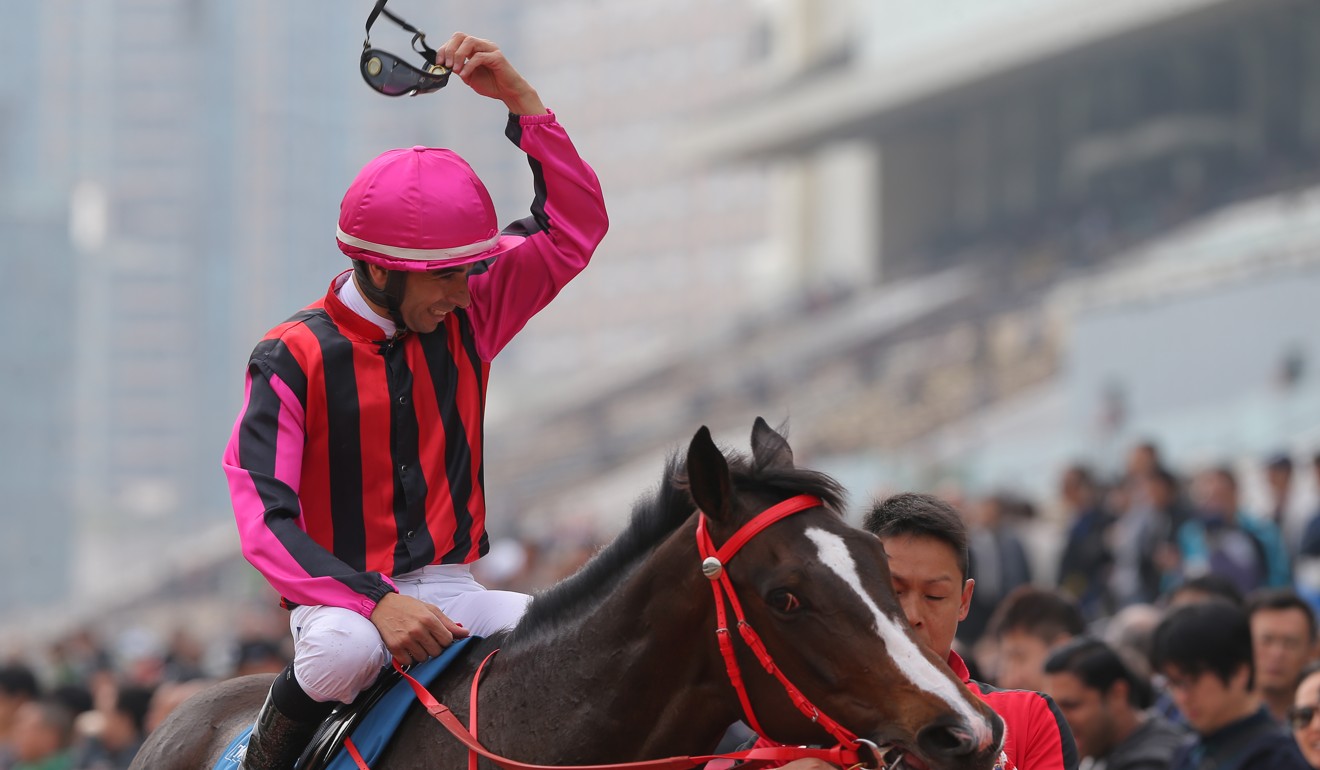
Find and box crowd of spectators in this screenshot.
[941,442,1320,769]
[3,439,1319,769]
[0,620,290,770]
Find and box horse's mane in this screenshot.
[505,444,847,646]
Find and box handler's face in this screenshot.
[881,533,973,662]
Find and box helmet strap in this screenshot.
[353,260,409,331]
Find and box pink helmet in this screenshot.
[336,146,524,271]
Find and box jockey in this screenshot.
[222,32,608,769]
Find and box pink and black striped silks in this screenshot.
[223,112,608,618]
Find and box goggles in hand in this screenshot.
[360,0,451,97]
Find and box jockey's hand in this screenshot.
[370,591,470,666]
[435,32,545,116]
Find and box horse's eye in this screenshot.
[769,589,801,613]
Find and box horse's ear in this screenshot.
[750,416,794,470]
[687,425,733,522]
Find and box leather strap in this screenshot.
[695,495,861,747]
[391,659,864,770]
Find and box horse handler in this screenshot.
[222,32,608,769]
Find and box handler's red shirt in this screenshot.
[741,650,1078,770]
[949,650,1079,770]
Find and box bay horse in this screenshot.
[132,419,1003,770]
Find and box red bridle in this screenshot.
[344,493,882,770]
[695,494,867,754]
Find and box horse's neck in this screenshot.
[455,532,739,762]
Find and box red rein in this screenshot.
[344,493,875,770]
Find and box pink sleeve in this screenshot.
[466,111,609,360]
[223,365,394,618]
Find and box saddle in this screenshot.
[213,637,478,770]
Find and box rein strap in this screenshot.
[343,660,865,770]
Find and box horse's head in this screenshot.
[687,418,1004,770]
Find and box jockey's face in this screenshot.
[881,533,974,662]
[399,266,472,333]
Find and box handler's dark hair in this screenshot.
[864,493,969,580]
[1044,636,1152,708]
[1152,599,1254,690]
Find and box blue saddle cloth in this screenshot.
[213,637,477,770]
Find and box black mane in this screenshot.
[505,444,847,645]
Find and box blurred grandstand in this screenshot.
[497,0,1320,538]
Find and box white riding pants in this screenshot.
[288,564,531,704]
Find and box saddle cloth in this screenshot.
[213,636,478,770]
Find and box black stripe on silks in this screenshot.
[502,115,551,237]
[420,328,475,563]
[503,111,523,150]
[307,315,368,573]
[252,338,309,410]
[382,342,435,573]
[456,314,490,559]
[500,162,550,237]
[238,361,298,516]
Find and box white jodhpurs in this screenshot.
[288,564,531,704]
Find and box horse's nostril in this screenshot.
[916,721,977,757]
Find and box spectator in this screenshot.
[961,492,1034,648]
[160,630,206,684]
[0,664,40,770]
[1104,603,1165,683]
[46,632,111,690]
[73,685,154,770]
[9,699,76,770]
[1164,574,1245,609]
[1247,590,1318,725]
[1173,468,1289,596]
[1126,442,1166,483]
[45,687,91,723]
[1298,453,1320,559]
[1152,601,1308,770]
[1043,636,1188,769]
[989,585,1086,693]
[1112,469,1186,606]
[1264,453,1296,530]
[1056,465,1114,620]
[232,638,288,678]
[1289,661,1320,768]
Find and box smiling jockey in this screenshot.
[222,33,608,769]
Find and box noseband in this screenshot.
[696,494,879,766]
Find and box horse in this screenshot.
[131,418,1004,770]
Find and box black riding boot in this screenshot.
[241,666,331,770]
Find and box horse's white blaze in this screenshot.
[805,528,994,746]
